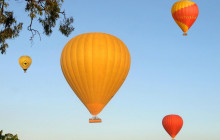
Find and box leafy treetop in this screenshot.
[0,0,74,54]
[0,130,19,140]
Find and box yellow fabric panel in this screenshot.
[174,20,189,33]
[171,1,195,14]
[61,33,131,115]
[18,56,32,70]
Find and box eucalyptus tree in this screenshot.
[0,0,74,54]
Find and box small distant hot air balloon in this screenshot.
[171,0,199,36]
[60,33,131,123]
[18,56,32,73]
[162,114,183,140]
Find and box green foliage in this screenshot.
[0,0,74,54]
[0,1,23,54]
[0,130,19,140]
[38,0,61,35]
[59,17,74,36]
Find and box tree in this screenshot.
[0,0,74,54]
[0,130,19,140]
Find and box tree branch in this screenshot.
[1,0,5,15]
[28,19,41,41]
[27,3,41,41]
[59,10,66,19]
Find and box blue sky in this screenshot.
[0,0,220,140]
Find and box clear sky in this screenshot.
[0,0,220,140]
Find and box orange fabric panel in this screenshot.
[162,115,183,138]
[172,4,199,30]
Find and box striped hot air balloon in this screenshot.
[171,0,199,36]
[162,114,183,140]
[60,33,131,123]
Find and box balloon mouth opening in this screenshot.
[23,69,27,73]
[86,103,105,115]
[89,116,102,123]
[183,33,187,36]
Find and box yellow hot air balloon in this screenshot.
[61,33,131,123]
[19,56,32,73]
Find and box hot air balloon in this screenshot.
[162,114,183,140]
[18,56,32,73]
[171,0,199,36]
[60,33,131,123]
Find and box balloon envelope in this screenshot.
[171,0,199,35]
[60,33,131,120]
[18,56,32,73]
[162,114,183,139]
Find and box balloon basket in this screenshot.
[183,33,187,36]
[89,116,102,123]
[23,69,27,73]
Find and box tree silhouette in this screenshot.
[0,0,74,54]
[0,130,19,140]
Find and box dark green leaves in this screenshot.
[0,130,19,140]
[0,9,23,54]
[59,17,74,36]
[0,0,74,54]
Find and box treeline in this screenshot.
[0,130,19,140]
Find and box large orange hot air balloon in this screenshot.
[171,0,199,36]
[60,33,131,123]
[162,114,183,140]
